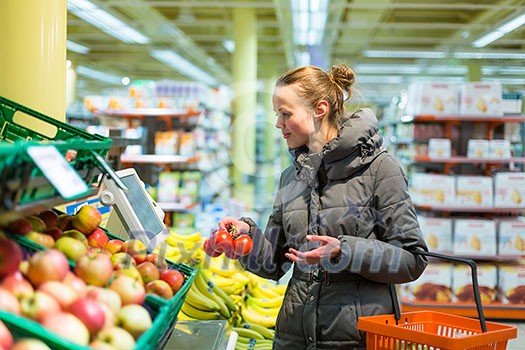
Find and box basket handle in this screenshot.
[391,250,487,333]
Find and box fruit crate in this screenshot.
[1,234,188,350]
[0,95,113,212]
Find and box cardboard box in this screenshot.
[467,139,489,159]
[401,263,453,302]
[428,138,451,158]
[407,82,459,116]
[456,176,493,207]
[494,172,525,208]
[489,139,511,159]
[410,173,456,206]
[453,219,497,256]
[453,264,497,303]
[459,82,503,116]
[498,220,525,255]
[498,263,525,304]
[418,217,452,253]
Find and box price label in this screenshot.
[27,145,89,200]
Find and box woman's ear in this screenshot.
[314,100,329,120]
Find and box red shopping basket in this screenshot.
[357,251,518,350]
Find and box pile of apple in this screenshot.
[0,205,186,349]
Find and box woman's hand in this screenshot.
[217,216,250,235]
[285,235,341,265]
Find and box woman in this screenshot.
[218,64,428,349]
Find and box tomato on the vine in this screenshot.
[233,234,253,257]
[210,229,233,254]
[203,238,221,257]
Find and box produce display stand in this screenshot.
[357,251,517,350]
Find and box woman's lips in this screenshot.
[283,133,290,139]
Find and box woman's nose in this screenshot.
[275,115,283,129]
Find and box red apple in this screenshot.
[136,262,159,284]
[12,338,52,350]
[68,297,106,335]
[25,231,55,248]
[116,304,152,339]
[0,272,34,299]
[145,280,173,300]
[145,253,168,270]
[38,281,78,309]
[0,287,20,314]
[44,227,64,241]
[26,249,69,287]
[0,320,13,350]
[72,205,102,235]
[120,240,147,265]
[41,312,90,346]
[37,209,59,229]
[109,276,145,305]
[104,240,124,255]
[96,327,135,350]
[54,236,88,262]
[85,287,122,315]
[0,237,23,278]
[159,269,185,294]
[87,228,109,249]
[74,252,113,287]
[4,217,33,235]
[20,291,61,322]
[63,271,87,297]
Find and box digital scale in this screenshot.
[99,168,169,251]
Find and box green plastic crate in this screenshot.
[0,96,113,209]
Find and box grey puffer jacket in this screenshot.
[239,108,428,350]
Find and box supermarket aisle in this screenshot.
[503,322,525,349]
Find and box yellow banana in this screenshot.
[241,307,276,329]
[200,270,237,312]
[178,311,198,321]
[231,327,265,340]
[239,323,274,340]
[181,302,220,320]
[167,230,201,244]
[273,284,287,295]
[221,283,245,296]
[185,284,221,312]
[232,272,251,286]
[208,274,236,288]
[247,295,284,309]
[252,284,281,299]
[194,270,231,318]
[247,298,280,318]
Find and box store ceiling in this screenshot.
[67,0,525,107]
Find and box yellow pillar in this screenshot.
[467,61,482,82]
[231,8,257,205]
[0,0,67,124]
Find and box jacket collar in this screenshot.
[290,108,385,181]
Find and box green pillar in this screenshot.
[231,8,257,206]
[467,61,482,82]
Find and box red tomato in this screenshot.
[203,238,221,257]
[210,229,233,254]
[224,247,240,260]
[233,235,253,257]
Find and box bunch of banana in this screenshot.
[232,323,274,349]
[155,229,204,264]
[180,268,238,320]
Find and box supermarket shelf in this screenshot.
[400,299,525,320]
[404,115,525,123]
[101,108,202,118]
[121,154,199,165]
[413,156,525,164]
[415,205,525,214]
[157,202,199,211]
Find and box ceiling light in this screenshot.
[150,50,218,86]
[291,0,328,46]
[121,77,131,86]
[473,13,525,48]
[362,50,448,59]
[294,50,311,66]
[66,40,90,54]
[76,65,123,85]
[453,51,525,59]
[68,0,150,44]
[223,40,235,53]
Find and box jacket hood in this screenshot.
[290,108,385,182]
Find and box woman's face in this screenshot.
[272,85,315,149]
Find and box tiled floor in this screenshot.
[500,322,524,350]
